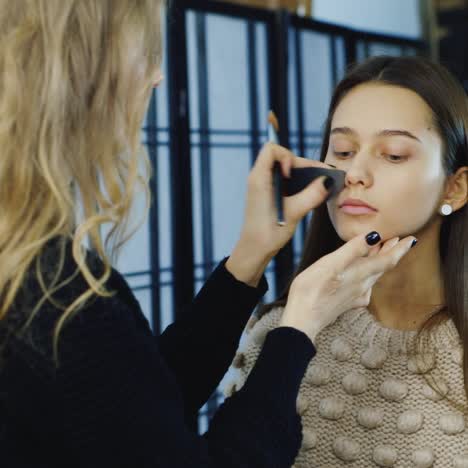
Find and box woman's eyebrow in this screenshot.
[330,126,422,143]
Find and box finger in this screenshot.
[363,236,417,277]
[367,236,399,258]
[252,143,331,181]
[280,156,292,178]
[379,236,400,254]
[291,155,335,171]
[252,143,295,182]
[323,231,383,273]
[283,175,332,222]
[368,244,381,257]
[282,155,334,180]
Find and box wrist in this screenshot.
[226,242,272,288]
[279,323,319,346]
[279,308,321,345]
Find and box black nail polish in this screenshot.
[323,176,335,190]
[411,239,418,248]
[366,231,381,246]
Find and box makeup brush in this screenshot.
[267,110,286,226]
[267,110,280,144]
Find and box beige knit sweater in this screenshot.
[224,306,468,467]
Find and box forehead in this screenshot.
[331,83,434,134]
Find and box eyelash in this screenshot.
[333,151,408,163]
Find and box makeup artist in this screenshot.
[0,1,418,467]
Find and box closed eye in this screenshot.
[333,151,408,163]
[333,151,354,158]
[386,154,407,162]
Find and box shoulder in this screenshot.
[7,237,149,365]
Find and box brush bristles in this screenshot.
[268,110,279,132]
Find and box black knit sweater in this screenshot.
[0,240,316,467]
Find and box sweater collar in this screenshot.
[338,307,460,355]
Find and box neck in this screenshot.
[369,220,445,331]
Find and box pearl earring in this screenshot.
[440,204,453,216]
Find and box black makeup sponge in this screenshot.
[282,167,346,200]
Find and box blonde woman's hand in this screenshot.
[226,144,334,287]
[236,143,333,255]
[279,233,418,343]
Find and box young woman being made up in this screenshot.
[225,56,468,467]
[0,2,419,467]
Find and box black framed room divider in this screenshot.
[137,0,426,432]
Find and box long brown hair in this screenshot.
[259,56,467,408]
[0,0,163,362]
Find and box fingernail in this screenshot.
[323,176,334,190]
[411,239,418,248]
[366,231,381,246]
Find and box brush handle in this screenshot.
[274,162,285,224]
[267,123,284,224]
[267,124,279,145]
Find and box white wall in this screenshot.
[313,0,422,39]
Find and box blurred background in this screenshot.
[113,0,467,432]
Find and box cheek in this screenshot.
[384,163,446,218]
[381,183,438,233]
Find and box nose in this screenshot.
[343,152,373,188]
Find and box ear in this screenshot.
[443,166,468,213]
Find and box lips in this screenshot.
[339,198,377,211]
[339,197,377,216]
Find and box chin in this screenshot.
[328,208,399,242]
[333,224,389,243]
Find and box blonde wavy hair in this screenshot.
[0,0,163,362]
